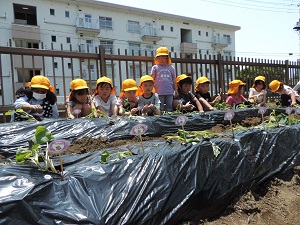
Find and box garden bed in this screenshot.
[0,108,300,225]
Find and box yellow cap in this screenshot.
[136,75,155,96]
[70,79,89,90]
[254,75,266,82]
[227,80,246,95]
[96,76,113,87]
[176,74,192,84]
[154,46,172,65]
[30,75,51,90]
[195,77,210,91]
[95,76,116,95]
[139,75,154,85]
[119,79,138,98]
[269,80,282,92]
[252,75,266,88]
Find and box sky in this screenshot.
[99,0,300,61]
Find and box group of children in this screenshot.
[13,46,300,121]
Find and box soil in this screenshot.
[1,116,300,224]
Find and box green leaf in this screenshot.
[16,147,33,162]
[118,151,132,159]
[32,126,54,145]
[100,150,110,164]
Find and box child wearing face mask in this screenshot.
[13,75,59,121]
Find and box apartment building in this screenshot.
[0,0,240,105]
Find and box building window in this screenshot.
[145,45,153,56]
[65,11,70,18]
[198,31,201,36]
[170,26,173,32]
[56,89,60,95]
[223,34,231,44]
[66,37,71,43]
[171,47,174,52]
[54,62,58,69]
[51,35,56,42]
[161,25,164,31]
[127,20,140,33]
[27,42,39,49]
[68,63,72,69]
[50,9,55,16]
[13,3,37,25]
[206,32,209,37]
[129,65,140,79]
[129,43,140,55]
[100,41,114,54]
[99,16,112,30]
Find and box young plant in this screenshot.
[165,115,200,144]
[192,130,221,157]
[224,111,235,138]
[100,149,133,164]
[16,126,58,173]
[6,109,37,122]
[215,102,232,110]
[130,124,148,154]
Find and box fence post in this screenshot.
[285,60,290,85]
[99,46,106,77]
[217,53,224,101]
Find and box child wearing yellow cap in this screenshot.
[151,46,178,112]
[248,76,267,107]
[13,75,59,121]
[117,79,140,116]
[136,75,161,116]
[173,74,204,113]
[225,80,247,107]
[67,78,95,118]
[269,80,300,106]
[93,76,118,116]
[194,76,221,111]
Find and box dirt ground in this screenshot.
[1,116,300,224]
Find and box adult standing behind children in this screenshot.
[67,78,95,118]
[93,76,118,116]
[248,75,267,107]
[194,76,221,111]
[136,75,161,116]
[13,75,59,121]
[151,46,178,112]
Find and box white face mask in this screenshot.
[33,92,46,100]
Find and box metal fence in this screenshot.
[0,43,299,121]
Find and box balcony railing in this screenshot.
[212,36,231,48]
[76,18,100,35]
[140,26,162,41]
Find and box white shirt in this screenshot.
[93,94,117,116]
